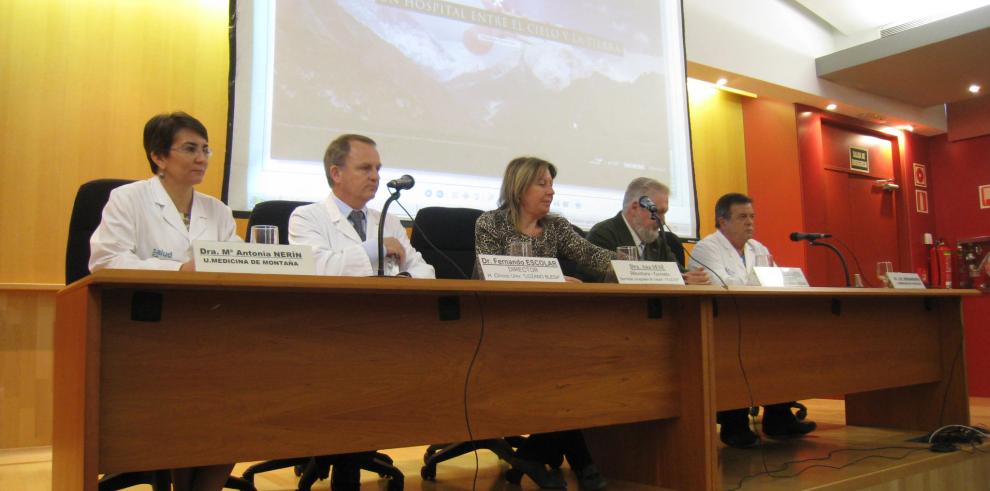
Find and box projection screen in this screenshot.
[227,0,698,237]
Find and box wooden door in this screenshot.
[818,122,901,287]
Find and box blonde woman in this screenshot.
[474,156,612,490]
[475,156,614,282]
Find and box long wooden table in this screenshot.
[53,270,977,491]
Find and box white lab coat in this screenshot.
[688,229,770,286]
[89,177,240,272]
[288,195,435,278]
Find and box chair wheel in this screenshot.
[505,468,523,485]
[423,447,440,463]
[420,465,436,481]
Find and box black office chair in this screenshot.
[238,200,405,491]
[409,206,483,279]
[242,199,311,245]
[66,179,134,284]
[66,179,255,491]
[663,230,686,267]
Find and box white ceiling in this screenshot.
[801,1,990,107]
[796,0,990,35]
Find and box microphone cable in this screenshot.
[829,236,870,287]
[662,222,727,288]
[724,444,931,490]
[669,223,769,475]
[394,201,484,491]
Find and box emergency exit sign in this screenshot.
[850,147,869,172]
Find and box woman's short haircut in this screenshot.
[498,156,557,230]
[323,134,377,188]
[143,112,208,174]
[714,193,753,228]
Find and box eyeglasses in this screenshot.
[170,144,214,159]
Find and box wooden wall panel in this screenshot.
[0,289,56,449]
[0,0,230,284]
[687,83,748,238]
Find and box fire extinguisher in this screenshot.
[931,240,956,288]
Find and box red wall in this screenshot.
[739,101,989,396]
[898,132,937,281]
[793,106,929,286]
[930,134,990,241]
[930,133,990,397]
[741,98,806,270]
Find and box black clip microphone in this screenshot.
[387,174,415,191]
[789,232,832,241]
[639,195,663,224]
[638,195,658,213]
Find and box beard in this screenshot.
[634,225,660,244]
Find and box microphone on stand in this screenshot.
[387,175,415,191]
[378,175,416,276]
[790,232,832,241]
[789,232,850,286]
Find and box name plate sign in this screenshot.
[887,272,926,289]
[611,260,684,285]
[749,267,810,287]
[193,241,315,275]
[477,254,565,282]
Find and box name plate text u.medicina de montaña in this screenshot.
[477,254,565,282]
[193,240,315,275]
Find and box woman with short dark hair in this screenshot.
[89,112,238,491]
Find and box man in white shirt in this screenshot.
[689,193,816,448]
[688,193,770,286]
[289,134,435,278]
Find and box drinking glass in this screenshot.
[384,255,400,276]
[616,246,640,261]
[876,261,893,287]
[508,239,532,257]
[250,225,278,244]
[755,254,774,267]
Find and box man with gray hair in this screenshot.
[582,177,709,284]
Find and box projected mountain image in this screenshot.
[270,0,672,189]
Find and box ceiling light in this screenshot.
[826,103,837,111]
[896,124,914,132]
[970,84,981,94]
[715,78,728,86]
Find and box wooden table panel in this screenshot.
[714,295,945,411]
[53,270,978,491]
[98,289,482,471]
[468,295,682,437]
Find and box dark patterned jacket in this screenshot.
[474,208,615,276]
